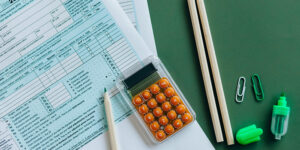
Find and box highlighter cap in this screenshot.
[273,93,290,116]
[236,124,263,145]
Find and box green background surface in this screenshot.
[148,0,299,149]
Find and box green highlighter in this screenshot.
[236,124,263,145]
[271,93,290,140]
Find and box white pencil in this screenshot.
[196,0,234,145]
[104,88,119,150]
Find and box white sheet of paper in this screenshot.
[133,0,157,56]
[118,0,158,56]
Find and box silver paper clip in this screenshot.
[235,77,246,103]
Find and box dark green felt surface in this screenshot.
[147,0,300,149]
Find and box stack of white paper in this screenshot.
[0,0,214,149]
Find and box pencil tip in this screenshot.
[104,88,107,92]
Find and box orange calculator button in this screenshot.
[142,90,152,100]
[158,116,169,126]
[153,107,163,117]
[149,84,160,94]
[173,119,183,129]
[156,93,166,103]
[170,96,181,106]
[176,104,186,114]
[158,78,169,89]
[150,121,160,131]
[164,124,175,134]
[162,102,172,112]
[182,113,192,123]
[155,130,166,140]
[138,104,149,114]
[147,98,157,109]
[133,96,143,106]
[164,87,175,97]
[167,110,177,120]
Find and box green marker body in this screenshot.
[271,93,290,140]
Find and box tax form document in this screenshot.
[0,0,153,149]
[117,0,158,56]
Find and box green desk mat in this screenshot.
[148,0,299,149]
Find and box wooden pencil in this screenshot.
[104,88,119,150]
[187,0,224,142]
[196,0,234,145]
